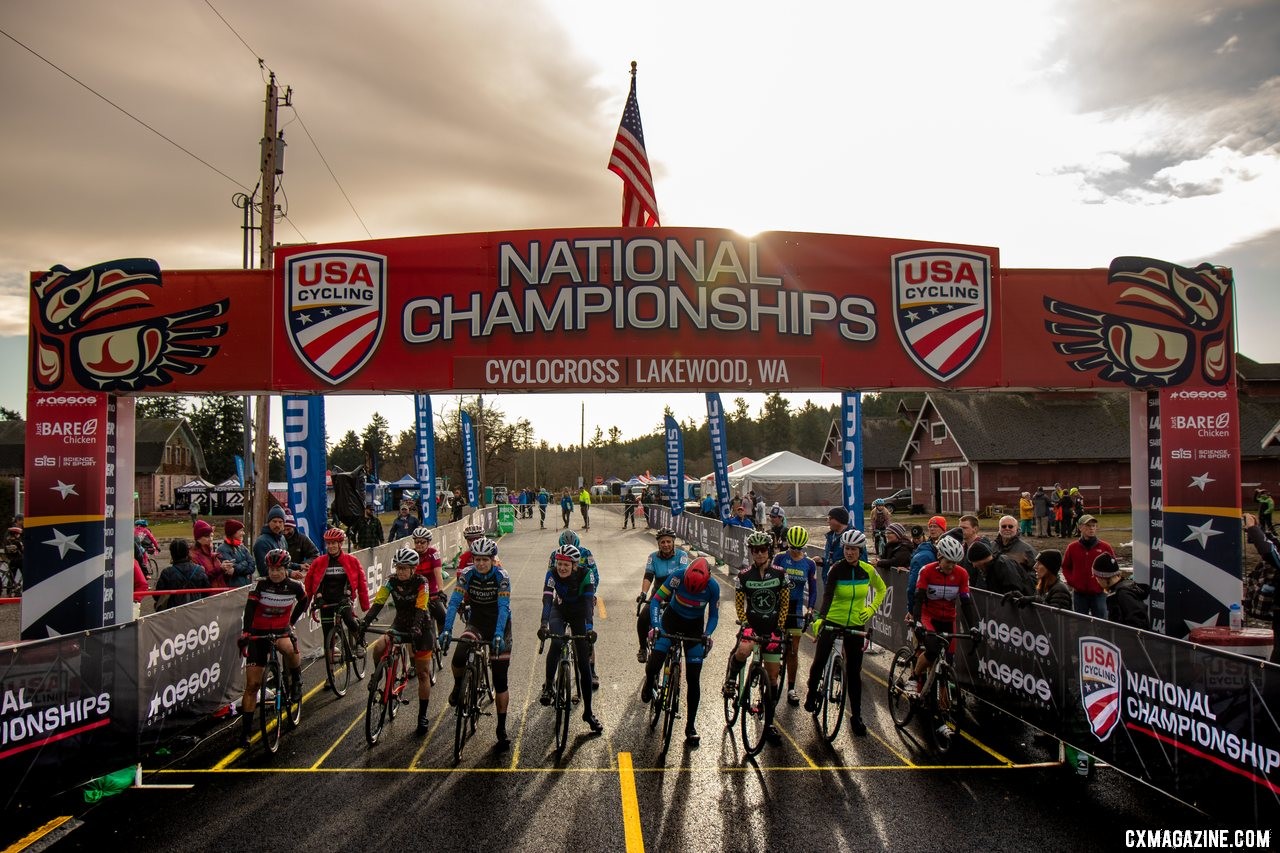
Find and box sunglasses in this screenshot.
[999,524,1016,529]
[749,545,770,553]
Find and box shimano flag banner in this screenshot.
[706,393,732,523]
[841,392,864,527]
[663,415,684,516]
[283,395,327,547]
[414,394,438,527]
[461,411,479,507]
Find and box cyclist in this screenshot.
[410,527,448,635]
[635,528,690,663]
[238,548,307,746]
[538,544,603,734]
[134,519,159,574]
[304,528,371,660]
[641,556,720,747]
[724,531,790,744]
[3,526,23,590]
[803,529,886,736]
[773,526,818,706]
[764,505,788,552]
[904,535,981,696]
[554,531,601,688]
[440,536,514,751]
[870,498,893,556]
[360,547,434,734]
[454,522,491,574]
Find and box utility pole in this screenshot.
[251,72,290,533]
[477,394,485,504]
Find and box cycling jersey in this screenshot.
[643,548,690,589]
[446,565,512,640]
[772,551,817,613]
[734,564,790,637]
[243,577,307,634]
[915,561,972,627]
[366,573,429,633]
[548,546,599,587]
[414,546,443,594]
[816,558,886,628]
[541,565,595,625]
[304,552,370,610]
[650,568,720,635]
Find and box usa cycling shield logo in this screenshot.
[1079,637,1122,742]
[891,249,992,382]
[285,250,387,385]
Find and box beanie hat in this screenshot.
[1036,549,1063,575]
[887,522,909,541]
[169,539,190,563]
[966,540,992,562]
[1092,552,1121,578]
[193,520,213,539]
[282,509,296,527]
[827,507,850,525]
[928,515,948,531]
[267,505,287,522]
[224,519,244,539]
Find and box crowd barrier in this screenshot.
[0,508,495,804]
[648,506,1280,822]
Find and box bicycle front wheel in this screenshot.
[453,668,475,763]
[365,661,388,746]
[928,677,963,755]
[554,658,572,756]
[350,628,366,680]
[722,657,740,729]
[887,646,916,728]
[819,652,846,743]
[660,659,681,757]
[260,660,284,755]
[327,626,350,698]
[740,664,770,758]
[387,652,403,720]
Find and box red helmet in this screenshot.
[682,557,711,594]
[323,528,346,542]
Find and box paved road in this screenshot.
[7,510,1208,852]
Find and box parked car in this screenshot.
[884,488,914,513]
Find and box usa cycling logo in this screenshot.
[284,250,387,385]
[1080,637,1122,742]
[891,249,992,382]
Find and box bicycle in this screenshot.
[810,624,868,743]
[539,629,595,757]
[248,632,303,755]
[312,604,366,698]
[721,629,783,759]
[887,630,977,754]
[649,631,702,757]
[448,635,495,763]
[0,560,21,597]
[363,626,413,746]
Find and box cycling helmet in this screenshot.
[392,547,420,567]
[786,526,809,549]
[936,536,965,562]
[558,530,580,547]
[322,527,346,542]
[463,523,484,538]
[655,528,675,540]
[264,548,290,569]
[682,557,711,593]
[746,531,772,548]
[553,544,581,564]
[840,528,867,550]
[469,537,498,557]
[135,519,148,527]
[873,498,885,507]
[411,526,432,541]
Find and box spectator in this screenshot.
[282,511,320,568]
[578,487,592,531]
[1070,489,1086,537]
[1243,513,1277,621]
[1056,488,1076,538]
[215,519,255,587]
[388,504,419,541]
[765,505,788,551]
[3,526,23,588]
[254,505,301,579]
[622,491,638,530]
[1018,492,1034,537]
[876,522,914,572]
[1061,514,1113,618]
[993,514,1038,572]
[1004,549,1072,610]
[966,540,1030,595]
[191,519,224,590]
[1256,489,1275,535]
[905,515,947,619]
[820,507,850,577]
[155,539,209,611]
[352,502,385,550]
[537,488,550,529]
[560,488,573,530]
[1092,553,1149,630]
[1032,487,1051,537]
[189,494,201,524]
[958,514,989,553]
[700,491,718,518]
[754,494,767,527]
[909,524,924,547]
[449,487,466,523]
[726,501,756,530]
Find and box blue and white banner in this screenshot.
[841,391,864,528]
[461,411,480,507]
[234,454,245,487]
[705,393,732,523]
[663,415,684,516]
[414,394,438,527]
[283,395,327,548]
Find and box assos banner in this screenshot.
[840,391,863,528]
[283,395,327,548]
[663,415,684,516]
[705,393,731,523]
[415,394,438,527]
[461,411,479,507]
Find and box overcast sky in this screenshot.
[1,0,1277,448]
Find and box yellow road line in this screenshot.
[617,752,645,853]
[960,730,1014,766]
[3,816,75,853]
[410,701,454,770]
[597,596,608,620]
[510,646,542,768]
[774,721,818,769]
[212,678,329,769]
[312,711,365,770]
[159,761,1054,775]
[868,728,917,768]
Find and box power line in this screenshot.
[0,26,253,193]
[201,0,262,65]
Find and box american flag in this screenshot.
[608,67,659,227]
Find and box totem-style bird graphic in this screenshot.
[1043,256,1232,388]
[31,259,228,392]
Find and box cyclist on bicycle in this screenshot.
[870,499,892,556]
[3,526,24,590]
[360,547,435,734]
[410,527,447,635]
[553,530,601,688]
[304,528,371,660]
[635,528,690,663]
[238,548,307,746]
[441,536,514,751]
[641,556,720,747]
[725,531,791,744]
[538,544,603,734]
[773,525,818,706]
[904,535,981,696]
[804,528,886,736]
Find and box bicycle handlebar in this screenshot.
[818,624,869,637]
[657,631,705,643]
[363,626,412,639]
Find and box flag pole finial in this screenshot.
[630,60,637,77]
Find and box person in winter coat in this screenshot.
[875,522,914,572]
[966,540,1029,595]
[1092,553,1149,630]
[254,505,303,579]
[1002,549,1072,610]
[1060,515,1113,618]
[155,539,209,611]
[1032,488,1052,537]
[282,511,320,567]
[191,519,224,589]
[215,519,256,588]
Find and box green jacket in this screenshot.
[815,558,886,628]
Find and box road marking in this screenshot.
[211,677,328,769]
[2,816,78,853]
[617,752,645,853]
[409,701,454,769]
[312,710,365,770]
[160,761,1058,775]
[868,728,917,767]
[509,646,542,768]
[773,721,818,769]
[960,730,1013,766]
